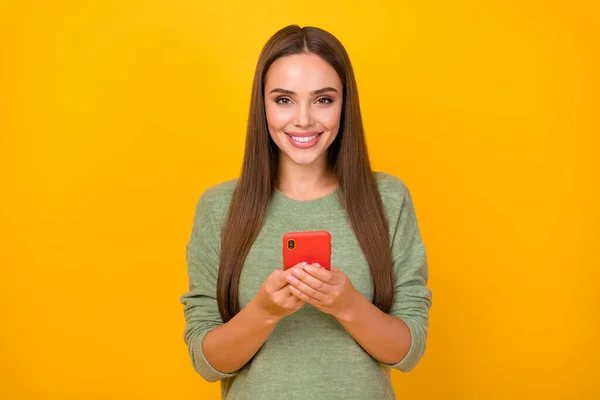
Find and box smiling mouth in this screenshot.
[283,132,324,149]
[286,133,321,143]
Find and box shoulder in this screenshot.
[373,171,412,208]
[373,172,424,251]
[194,179,238,222]
[200,179,237,204]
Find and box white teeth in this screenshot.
[291,134,318,143]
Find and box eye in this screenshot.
[275,97,292,104]
[316,97,333,104]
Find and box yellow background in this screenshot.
[1,1,598,399]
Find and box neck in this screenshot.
[276,153,337,200]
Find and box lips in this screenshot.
[285,131,322,138]
[285,131,323,149]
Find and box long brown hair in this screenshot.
[217,25,394,323]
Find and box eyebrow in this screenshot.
[268,87,339,96]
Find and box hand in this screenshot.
[286,264,360,321]
[252,263,306,323]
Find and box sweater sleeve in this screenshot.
[179,192,237,382]
[380,181,432,372]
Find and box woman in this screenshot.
[180,24,432,399]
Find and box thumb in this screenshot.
[271,269,289,289]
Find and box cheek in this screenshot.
[319,106,342,131]
[265,103,290,131]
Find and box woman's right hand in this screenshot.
[252,262,307,323]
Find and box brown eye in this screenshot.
[276,97,292,104]
[317,97,333,104]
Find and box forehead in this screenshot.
[264,53,342,92]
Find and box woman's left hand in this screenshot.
[286,263,360,320]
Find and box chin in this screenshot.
[276,132,334,166]
[290,154,321,165]
[281,149,320,165]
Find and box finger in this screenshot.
[286,296,304,312]
[302,263,335,284]
[283,286,304,310]
[288,284,302,300]
[269,268,298,291]
[289,267,332,295]
[275,283,305,303]
[288,285,319,306]
[265,271,287,292]
[289,278,326,302]
[284,289,304,308]
[292,298,305,311]
[272,283,294,302]
[275,262,308,285]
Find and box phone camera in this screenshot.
[287,239,295,250]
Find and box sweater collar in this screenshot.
[269,187,344,214]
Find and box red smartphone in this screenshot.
[282,230,331,271]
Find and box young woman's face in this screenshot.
[264,53,343,167]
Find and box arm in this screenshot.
[335,288,413,365]
[286,180,431,372]
[180,191,302,381]
[200,298,278,375]
[364,180,432,371]
[336,244,431,371]
[179,193,270,381]
[290,248,430,372]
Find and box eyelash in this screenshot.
[275,97,333,105]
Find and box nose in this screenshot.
[293,102,313,128]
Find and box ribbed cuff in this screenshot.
[192,329,238,382]
[380,317,421,372]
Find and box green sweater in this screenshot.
[180,172,432,399]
